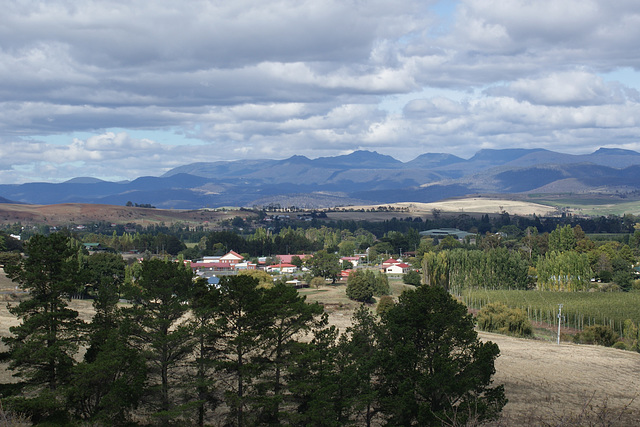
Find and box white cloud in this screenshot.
[1,0,640,183]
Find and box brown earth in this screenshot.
[2,277,639,425]
[0,196,555,229]
[0,203,254,227]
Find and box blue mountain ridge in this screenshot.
[0,148,639,209]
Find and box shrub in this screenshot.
[309,276,325,289]
[597,282,620,292]
[402,270,422,286]
[476,302,533,337]
[374,271,390,296]
[612,341,628,350]
[376,295,395,315]
[573,325,619,347]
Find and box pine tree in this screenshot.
[376,285,506,425]
[65,252,146,424]
[123,258,195,425]
[287,326,353,426]
[214,274,272,427]
[2,233,84,422]
[342,305,380,426]
[189,278,223,427]
[256,283,325,424]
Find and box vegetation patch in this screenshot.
[476,302,533,337]
[461,288,640,340]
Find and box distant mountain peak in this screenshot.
[470,148,547,163]
[63,177,107,184]
[314,150,402,169]
[593,147,640,156]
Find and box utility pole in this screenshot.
[557,304,563,345]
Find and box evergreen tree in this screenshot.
[189,278,223,426]
[256,283,326,424]
[82,252,126,361]
[123,258,195,425]
[287,326,354,426]
[373,271,390,296]
[65,252,146,425]
[2,233,84,423]
[64,319,146,424]
[342,305,380,426]
[376,285,506,425]
[214,275,272,427]
[402,269,422,286]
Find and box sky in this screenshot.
[3,0,640,183]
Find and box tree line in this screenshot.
[1,233,505,426]
[5,209,640,258]
[422,224,639,292]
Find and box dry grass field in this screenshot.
[2,274,639,425]
[0,203,255,227]
[0,197,556,229]
[328,198,557,221]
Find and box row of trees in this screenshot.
[1,233,505,426]
[423,224,638,292]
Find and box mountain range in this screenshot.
[2,147,640,209]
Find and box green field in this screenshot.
[525,195,640,216]
[459,288,640,335]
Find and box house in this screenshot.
[83,242,106,252]
[382,258,402,268]
[385,263,410,274]
[277,254,312,264]
[219,250,244,265]
[420,228,475,241]
[340,269,353,280]
[265,263,298,274]
[234,261,257,270]
[340,256,360,267]
[189,261,235,274]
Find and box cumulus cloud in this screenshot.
[484,71,637,106]
[1,0,640,183]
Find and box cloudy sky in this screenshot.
[3,0,640,183]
